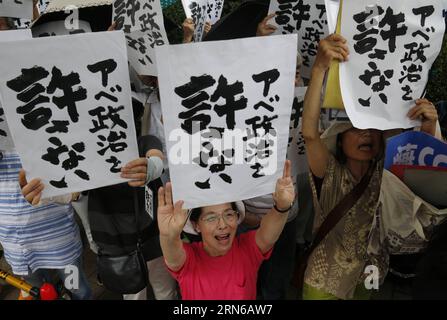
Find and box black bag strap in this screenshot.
[304,162,376,261]
[133,188,143,247]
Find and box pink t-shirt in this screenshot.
[168,230,272,300]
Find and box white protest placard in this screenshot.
[156,34,297,209]
[182,0,208,42]
[268,0,329,79]
[0,31,139,198]
[32,20,93,37]
[0,0,33,19]
[0,29,32,151]
[13,18,31,29]
[38,0,50,14]
[113,0,169,76]
[339,0,446,130]
[324,0,339,34]
[287,86,308,177]
[207,0,224,25]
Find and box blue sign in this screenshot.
[385,131,447,170]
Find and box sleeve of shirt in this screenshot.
[164,242,194,281]
[240,230,273,267]
[138,135,162,156]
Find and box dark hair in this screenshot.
[189,202,239,223]
[335,133,347,164]
[0,17,16,30]
[335,130,385,163]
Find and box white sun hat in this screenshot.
[320,121,353,155]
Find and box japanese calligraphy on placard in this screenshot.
[268,0,329,79]
[38,0,50,14]
[182,0,208,42]
[339,0,446,130]
[0,0,33,19]
[156,35,297,209]
[0,31,138,198]
[287,86,308,177]
[113,0,169,76]
[207,0,224,25]
[0,29,32,151]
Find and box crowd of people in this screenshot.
[0,0,446,301]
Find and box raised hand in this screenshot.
[182,18,195,43]
[256,13,277,37]
[272,160,295,211]
[408,98,439,136]
[313,33,350,73]
[157,182,189,239]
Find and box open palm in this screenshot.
[157,182,188,239]
[273,160,295,210]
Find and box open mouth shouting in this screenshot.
[215,233,231,244]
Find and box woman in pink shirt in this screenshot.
[157,161,295,300]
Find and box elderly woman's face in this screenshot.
[341,128,382,161]
[0,18,10,31]
[194,203,238,257]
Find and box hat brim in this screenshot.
[320,121,353,155]
[183,201,246,235]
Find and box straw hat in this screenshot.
[320,121,353,155]
[183,201,246,235]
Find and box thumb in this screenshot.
[18,169,28,189]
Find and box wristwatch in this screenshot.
[273,201,293,213]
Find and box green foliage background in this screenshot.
[164,1,447,103]
[426,34,447,104]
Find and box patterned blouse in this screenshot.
[304,154,385,299]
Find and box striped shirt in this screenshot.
[0,151,82,275]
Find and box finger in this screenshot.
[121,165,147,174]
[407,104,420,118]
[330,51,346,62]
[416,98,432,105]
[409,108,437,120]
[264,13,276,22]
[334,46,349,60]
[165,182,173,206]
[123,158,147,170]
[330,33,347,43]
[174,200,187,220]
[283,160,291,178]
[265,24,277,30]
[107,21,117,31]
[335,42,350,55]
[127,180,145,187]
[21,178,42,196]
[26,183,44,204]
[31,191,42,206]
[18,169,28,188]
[158,187,166,207]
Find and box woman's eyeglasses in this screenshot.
[200,210,238,225]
